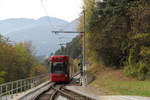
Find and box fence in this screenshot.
[0,74,49,100]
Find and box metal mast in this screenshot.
[52,10,86,86]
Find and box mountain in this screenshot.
[3,17,79,56]
[0,18,35,35]
[62,18,80,31]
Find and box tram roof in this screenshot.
[50,55,69,62]
[51,55,69,58]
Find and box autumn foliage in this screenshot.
[79,0,150,80]
[0,35,47,84]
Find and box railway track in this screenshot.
[34,84,62,100]
[34,72,95,100]
[58,87,94,100]
[34,84,94,100]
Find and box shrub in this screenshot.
[124,51,148,80]
[73,59,80,72]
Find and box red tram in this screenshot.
[50,55,74,83]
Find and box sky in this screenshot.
[0,0,83,22]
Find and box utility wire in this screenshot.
[56,0,83,45]
[40,0,63,47]
[40,0,56,30]
[40,0,81,45]
[40,0,49,16]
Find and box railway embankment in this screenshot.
[64,64,150,100]
[85,64,150,97]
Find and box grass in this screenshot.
[87,64,150,96]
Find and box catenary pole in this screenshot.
[52,10,86,86]
[82,10,86,86]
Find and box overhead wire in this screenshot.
[40,0,63,49]
[54,0,82,32]
[39,0,82,46]
[56,0,82,45]
[40,0,49,16]
[40,0,56,30]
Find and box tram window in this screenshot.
[50,62,53,73]
[55,58,64,61]
[52,62,67,73]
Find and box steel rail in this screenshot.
[49,85,64,100]
[49,89,57,100]
[51,86,75,100]
[47,85,94,100]
[33,83,57,100]
[72,71,80,78]
[34,72,83,100]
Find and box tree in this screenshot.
[0,35,47,83]
[30,65,47,77]
[79,0,150,79]
[55,36,81,59]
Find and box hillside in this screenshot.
[2,16,79,56]
[87,65,150,96]
[62,18,80,31]
[0,18,35,35]
[77,0,150,97]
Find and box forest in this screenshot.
[78,0,150,80]
[55,36,81,59]
[3,0,149,84]
[0,35,47,84]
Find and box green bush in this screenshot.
[124,48,149,80]
[124,51,148,80]
[0,71,6,84]
[73,59,80,72]
[124,61,148,80]
[136,61,148,80]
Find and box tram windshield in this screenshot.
[51,62,67,74]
